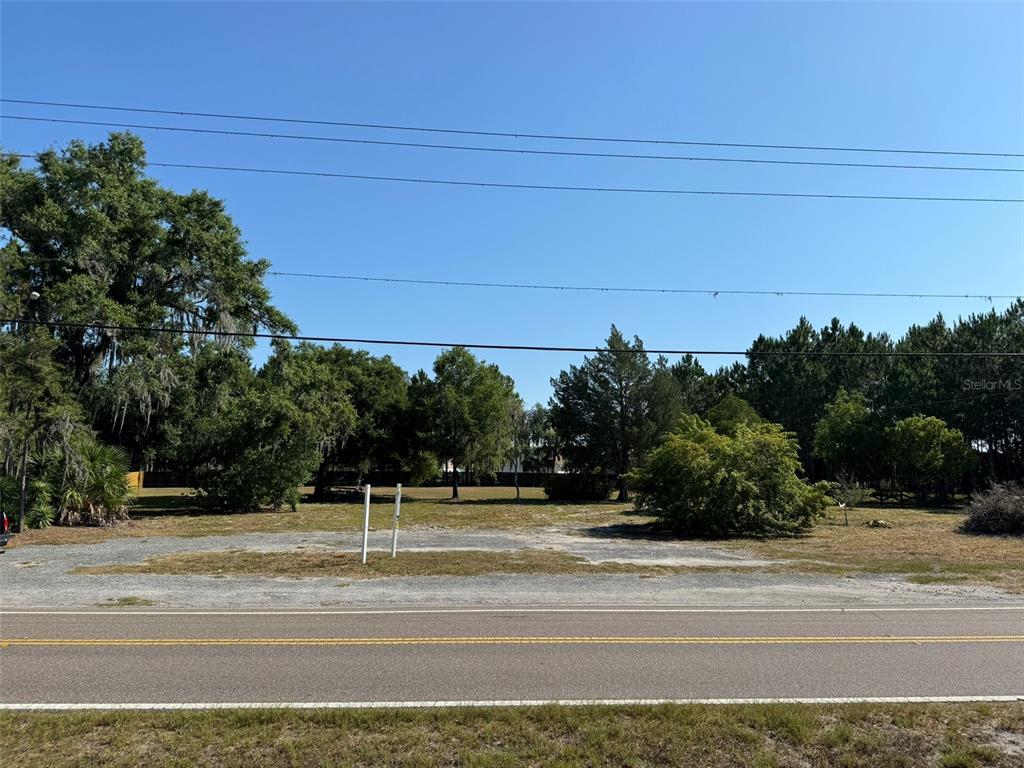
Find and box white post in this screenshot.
[361,484,371,564]
[390,483,402,558]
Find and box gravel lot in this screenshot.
[2,527,1019,608]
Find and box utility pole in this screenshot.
[15,290,41,534]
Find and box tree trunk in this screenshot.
[514,464,520,501]
[17,436,29,533]
[451,462,460,500]
[617,475,629,503]
[313,463,327,502]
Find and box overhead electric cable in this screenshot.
[264,271,1022,301]
[4,114,1021,174]
[4,97,1022,159]
[4,319,1023,358]
[15,255,1015,301]
[9,153,1022,204]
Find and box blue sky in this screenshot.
[2,1,1022,405]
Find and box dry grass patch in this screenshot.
[726,506,1024,593]
[10,486,639,548]
[1,702,1021,768]
[74,548,690,579]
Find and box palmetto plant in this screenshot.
[30,438,133,527]
[25,478,56,529]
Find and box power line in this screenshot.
[14,255,1016,302]
[4,97,1022,159]
[4,319,1023,357]
[6,114,1023,174]
[265,271,1022,301]
[10,153,1023,204]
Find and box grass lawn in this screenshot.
[1,702,1021,768]
[9,485,638,547]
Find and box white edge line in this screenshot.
[4,605,1024,616]
[2,696,1023,711]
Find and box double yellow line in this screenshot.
[3,635,1024,647]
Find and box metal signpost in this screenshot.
[361,484,371,564]
[360,484,402,563]
[390,483,402,557]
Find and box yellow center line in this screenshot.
[2,635,1024,647]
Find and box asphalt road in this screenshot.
[2,606,1023,706]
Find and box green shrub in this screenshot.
[30,437,133,527]
[964,483,1024,535]
[543,473,615,501]
[26,479,55,528]
[189,343,355,512]
[629,415,832,537]
[194,420,323,513]
[190,382,338,512]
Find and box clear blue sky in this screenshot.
[3,1,1022,405]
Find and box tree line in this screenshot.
[2,134,1022,528]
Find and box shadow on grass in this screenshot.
[415,497,626,507]
[302,489,511,505]
[579,521,673,541]
[914,507,968,516]
[132,488,563,516]
[308,488,629,506]
[580,519,819,543]
[132,491,310,518]
[129,493,204,518]
[307,489,406,504]
[130,487,638,518]
[853,499,967,515]
[825,502,966,518]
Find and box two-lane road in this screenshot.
[2,606,1023,707]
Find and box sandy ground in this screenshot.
[2,527,1020,608]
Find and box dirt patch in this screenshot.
[986,728,1024,759]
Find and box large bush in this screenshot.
[191,344,355,512]
[192,389,324,513]
[963,483,1024,535]
[629,415,831,537]
[544,473,615,501]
